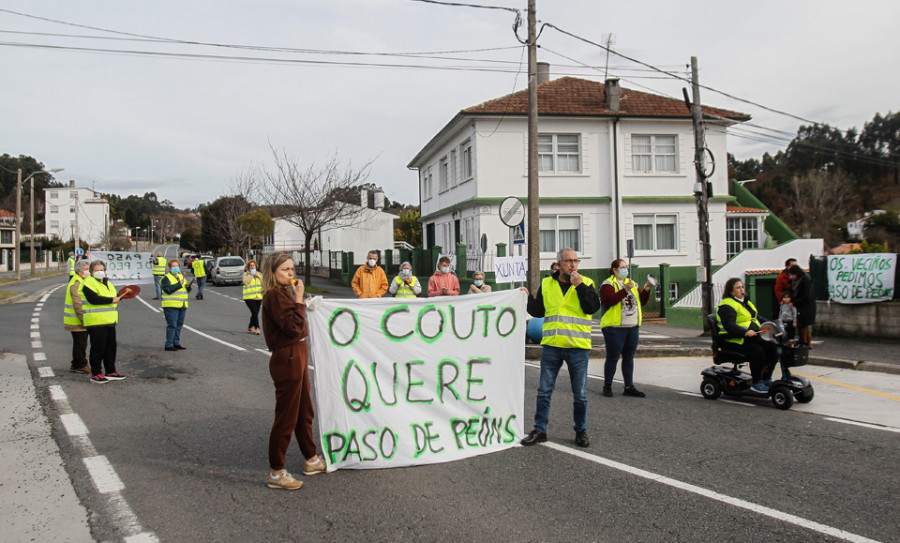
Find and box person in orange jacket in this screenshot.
[351,250,389,298]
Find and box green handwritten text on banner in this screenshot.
[826,253,897,304]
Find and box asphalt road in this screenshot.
[3,274,898,543]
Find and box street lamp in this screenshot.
[26,168,64,276]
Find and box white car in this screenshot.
[211,256,245,286]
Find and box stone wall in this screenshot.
[814,300,900,339]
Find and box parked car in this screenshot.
[211,256,246,286]
[183,253,199,267]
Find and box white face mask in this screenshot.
[92,270,106,280]
[474,279,484,287]
[618,267,629,278]
[401,269,411,277]
[368,259,377,267]
[249,269,256,275]
[441,266,450,274]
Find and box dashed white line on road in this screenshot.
[33,352,46,361]
[30,331,40,338]
[49,384,66,401]
[543,441,880,543]
[83,455,125,494]
[60,413,89,436]
[31,341,42,349]
[183,324,246,351]
[37,366,54,377]
[825,417,900,434]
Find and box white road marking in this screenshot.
[255,348,270,356]
[49,385,67,401]
[825,417,900,434]
[33,352,47,361]
[31,341,42,349]
[37,366,55,377]
[125,533,161,543]
[135,294,161,313]
[30,331,40,338]
[30,323,39,329]
[31,317,39,323]
[183,324,246,351]
[83,455,125,493]
[543,441,881,543]
[60,413,89,436]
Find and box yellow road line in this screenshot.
[792,372,900,401]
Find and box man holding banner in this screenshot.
[520,248,600,448]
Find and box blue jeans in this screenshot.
[533,345,589,434]
[602,326,640,387]
[154,275,163,299]
[195,276,206,299]
[164,307,187,348]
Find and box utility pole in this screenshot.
[29,176,35,275]
[74,192,80,254]
[15,169,22,280]
[689,56,714,327]
[526,0,540,292]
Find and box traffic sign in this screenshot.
[512,221,525,245]
[499,196,525,227]
[75,248,84,256]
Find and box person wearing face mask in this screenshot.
[717,277,778,393]
[242,259,263,334]
[599,259,653,398]
[467,271,492,294]
[80,260,130,384]
[389,261,421,298]
[427,256,460,297]
[161,259,192,352]
[63,258,91,374]
[351,250,389,299]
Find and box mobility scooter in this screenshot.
[700,314,814,410]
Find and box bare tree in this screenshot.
[250,146,375,285]
[787,169,855,246]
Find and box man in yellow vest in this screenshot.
[521,248,600,448]
[152,251,166,299]
[162,258,192,351]
[66,252,76,280]
[63,259,90,374]
[80,260,129,384]
[388,261,421,298]
[191,256,207,300]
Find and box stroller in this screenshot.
[700,314,814,410]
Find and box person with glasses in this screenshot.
[520,248,600,448]
[599,259,652,398]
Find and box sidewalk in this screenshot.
[0,352,93,542]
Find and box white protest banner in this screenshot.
[307,290,526,471]
[493,256,527,284]
[92,251,156,284]
[827,253,897,304]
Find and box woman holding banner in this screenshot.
[261,253,326,490]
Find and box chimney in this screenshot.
[537,62,550,85]
[360,188,368,208]
[374,191,385,211]
[605,78,621,112]
[69,180,75,188]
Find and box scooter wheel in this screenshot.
[771,386,794,410]
[796,387,814,404]
[700,378,722,400]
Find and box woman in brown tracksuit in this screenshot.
[261,253,326,490]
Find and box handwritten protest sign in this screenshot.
[826,253,897,304]
[307,290,526,471]
[493,256,527,284]
[93,251,156,284]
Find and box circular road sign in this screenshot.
[499,196,525,227]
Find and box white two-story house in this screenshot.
[44,180,110,247]
[407,68,753,279]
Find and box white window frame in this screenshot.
[0,230,12,244]
[50,205,58,214]
[449,149,458,187]
[461,140,473,181]
[423,167,433,200]
[49,191,58,199]
[464,217,478,252]
[726,216,762,259]
[538,215,582,255]
[653,282,680,302]
[633,213,679,252]
[631,134,678,174]
[49,220,59,229]
[538,133,582,173]
[439,157,449,193]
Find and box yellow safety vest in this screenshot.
[191,258,206,278]
[161,273,189,309]
[716,297,760,345]
[63,274,85,326]
[599,275,643,328]
[80,276,119,327]
[392,275,419,298]
[540,275,595,349]
[67,257,76,276]
[243,273,263,300]
[152,256,166,276]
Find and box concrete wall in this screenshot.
[815,300,900,339]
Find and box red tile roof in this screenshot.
[463,77,750,121]
[0,210,14,217]
[726,206,768,213]
[746,269,781,276]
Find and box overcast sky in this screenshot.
[2,0,898,209]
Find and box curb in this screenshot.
[524,345,899,375]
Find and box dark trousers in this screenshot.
[87,326,117,376]
[245,299,261,329]
[602,326,641,387]
[268,341,316,470]
[738,335,777,382]
[70,331,88,369]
